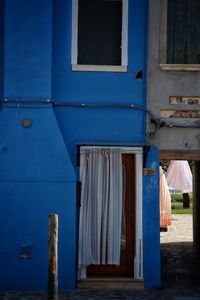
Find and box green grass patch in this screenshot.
[171,193,193,203]
[171,202,192,214]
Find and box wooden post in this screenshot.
[48,214,58,300]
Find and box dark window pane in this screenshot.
[78,0,122,65]
[167,0,188,64]
[187,0,200,64]
[167,0,200,64]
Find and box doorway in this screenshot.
[78,147,143,287]
[159,150,200,288]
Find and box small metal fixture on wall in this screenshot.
[135,70,143,80]
[22,119,32,128]
[143,168,156,176]
[19,244,33,260]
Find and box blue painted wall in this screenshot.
[143,147,160,288]
[0,0,161,291]
[0,104,76,290]
[52,0,147,164]
[4,0,52,98]
[1,0,77,290]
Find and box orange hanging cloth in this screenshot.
[160,166,172,227]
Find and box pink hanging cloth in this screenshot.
[160,166,172,227]
[166,160,192,193]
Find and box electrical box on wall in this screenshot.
[19,244,33,260]
[143,168,156,176]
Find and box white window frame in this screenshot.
[159,0,200,71]
[71,0,128,72]
[78,146,143,281]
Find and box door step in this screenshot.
[77,277,144,289]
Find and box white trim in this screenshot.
[80,146,142,155]
[72,64,127,72]
[122,0,128,66]
[78,146,143,280]
[71,0,78,65]
[78,266,86,279]
[159,64,200,72]
[134,153,143,280]
[71,0,128,71]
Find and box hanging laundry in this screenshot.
[166,161,192,193]
[160,166,172,227]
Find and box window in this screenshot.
[72,0,128,72]
[167,0,200,64]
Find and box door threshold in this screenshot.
[77,277,144,289]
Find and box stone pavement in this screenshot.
[160,214,200,296]
[1,214,200,299]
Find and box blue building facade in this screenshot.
[0,0,160,291]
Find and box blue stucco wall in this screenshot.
[0,104,77,290]
[4,0,52,98]
[52,0,148,164]
[0,181,76,290]
[0,0,161,291]
[143,146,160,288]
[2,1,77,289]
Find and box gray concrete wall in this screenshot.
[147,0,200,151]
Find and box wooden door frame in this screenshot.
[78,146,143,281]
[159,150,200,160]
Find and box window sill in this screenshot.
[159,64,200,72]
[72,64,127,72]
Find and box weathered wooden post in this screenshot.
[48,213,58,300]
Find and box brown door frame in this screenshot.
[159,150,200,161]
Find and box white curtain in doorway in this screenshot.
[79,148,123,266]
